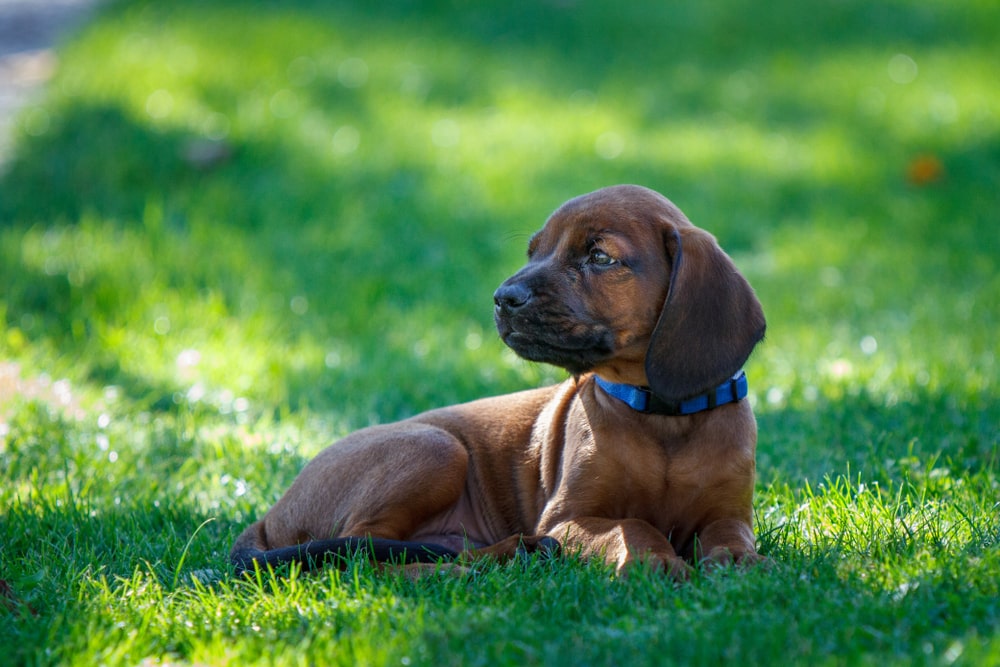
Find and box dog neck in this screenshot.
[594,371,748,416]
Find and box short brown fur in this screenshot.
[231,184,766,578]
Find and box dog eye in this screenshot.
[588,249,618,266]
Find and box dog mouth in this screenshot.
[493,269,618,373]
[496,319,614,374]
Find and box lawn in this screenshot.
[1,0,998,664]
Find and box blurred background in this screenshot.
[0,0,997,481]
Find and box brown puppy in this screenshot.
[231,184,766,578]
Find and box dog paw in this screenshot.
[617,553,692,581]
[520,535,561,557]
[395,563,472,581]
[701,548,772,572]
[735,552,775,571]
[515,535,561,560]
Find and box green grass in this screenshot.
[1,0,998,664]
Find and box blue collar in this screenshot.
[594,371,748,416]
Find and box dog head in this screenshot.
[494,184,765,402]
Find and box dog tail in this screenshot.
[230,536,460,576]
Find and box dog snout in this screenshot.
[493,282,532,314]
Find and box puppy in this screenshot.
[231,184,766,578]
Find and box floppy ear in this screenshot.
[645,226,766,402]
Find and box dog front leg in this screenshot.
[545,517,692,579]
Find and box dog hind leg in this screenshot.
[230,423,470,574]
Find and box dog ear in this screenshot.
[645,226,766,402]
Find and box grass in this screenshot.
[1,0,998,664]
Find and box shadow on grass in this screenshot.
[0,0,997,425]
[756,385,998,486]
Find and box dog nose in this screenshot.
[493,283,531,312]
